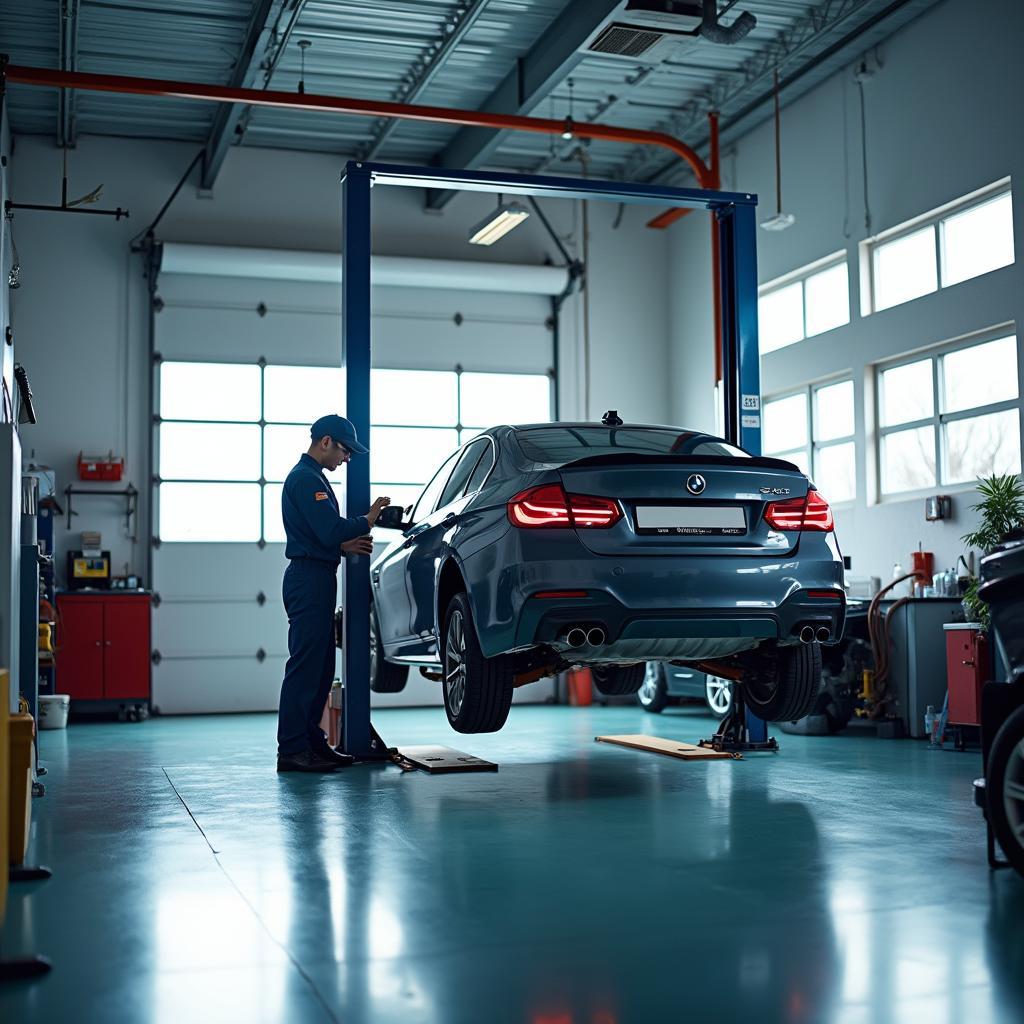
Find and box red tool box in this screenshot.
[77,451,125,481]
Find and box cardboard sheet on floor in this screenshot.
[595,734,735,760]
[397,746,498,773]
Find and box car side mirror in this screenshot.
[376,504,407,530]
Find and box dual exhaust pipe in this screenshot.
[564,626,606,648]
[798,625,831,644]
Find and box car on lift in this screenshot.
[369,415,846,734]
[637,663,734,718]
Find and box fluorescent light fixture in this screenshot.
[760,211,796,232]
[468,201,530,246]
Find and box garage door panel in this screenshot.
[153,544,286,595]
[153,602,287,659]
[153,655,287,715]
[158,305,340,365]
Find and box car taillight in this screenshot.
[507,485,621,529]
[567,494,621,528]
[803,490,835,531]
[764,490,834,532]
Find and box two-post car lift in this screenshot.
[337,162,771,763]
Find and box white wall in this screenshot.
[668,0,1024,582]
[9,134,672,583]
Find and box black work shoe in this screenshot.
[314,743,356,767]
[277,750,339,773]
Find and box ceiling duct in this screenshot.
[583,2,702,62]
[698,0,756,46]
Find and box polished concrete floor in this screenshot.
[3,703,1023,1024]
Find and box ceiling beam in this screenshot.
[57,0,80,147]
[362,0,492,162]
[200,0,299,191]
[425,0,621,210]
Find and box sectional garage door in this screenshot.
[150,245,564,714]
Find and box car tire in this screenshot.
[987,704,1024,876]
[370,604,409,694]
[442,592,514,734]
[637,663,669,713]
[592,663,646,697]
[744,643,822,723]
[704,675,733,718]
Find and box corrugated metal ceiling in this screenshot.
[1,0,939,181]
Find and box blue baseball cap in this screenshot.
[310,414,368,454]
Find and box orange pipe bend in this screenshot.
[4,64,714,189]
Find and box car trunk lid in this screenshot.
[556,454,809,557]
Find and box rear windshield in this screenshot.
[514,427,750,462]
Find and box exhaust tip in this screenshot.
[799,625,815,644]
[586,627,606,647]
[566,627,587,648]
[815,626,831,643]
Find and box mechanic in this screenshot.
[277,414,391,773]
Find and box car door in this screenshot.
[373,450,460,651]
[405,439,492,648]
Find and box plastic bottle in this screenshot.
[924,704,936,745]
[893,562,905,597]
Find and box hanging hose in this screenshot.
[866,572,920,716]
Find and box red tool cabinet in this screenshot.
[56,593,151,705]
[944,623,988,727]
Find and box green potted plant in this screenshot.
[961,473,1024,629]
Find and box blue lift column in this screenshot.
[716,198,771,746]
[339,162,387,760]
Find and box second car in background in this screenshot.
[637,663,734,717]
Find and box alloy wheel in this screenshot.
[445,609,467,716]
[1005,736,1024,846]
[638,663,662,707]
[706,675,732,715]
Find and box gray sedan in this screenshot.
[371,418,845,734]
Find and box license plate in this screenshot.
[634,504,746,536]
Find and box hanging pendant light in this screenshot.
[761,69,795,231]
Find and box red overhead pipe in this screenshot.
[4,64,714,189]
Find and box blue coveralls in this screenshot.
[278,453,370,756]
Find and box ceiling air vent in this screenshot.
[588,23,664,59]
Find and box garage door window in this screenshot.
[157,362,550,541]
[877,333,1021,495]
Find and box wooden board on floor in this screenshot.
[595,734,735,761]
[397,745,499,773]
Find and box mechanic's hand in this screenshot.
[365,495,392,526]
[341,535,374,557]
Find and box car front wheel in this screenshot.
[637,663,669,713]
[442,592,514,733]
[370,604,409,693]
[743,643,822,723]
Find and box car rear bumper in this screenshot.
[492,531,845,659]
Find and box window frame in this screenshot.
[762,377,857,503]
[757,250,850,355]
[861,177,1014,316]
[875,326,1021,499]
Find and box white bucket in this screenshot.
[39,694,71,730]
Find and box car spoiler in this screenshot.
[555,453,802,472]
